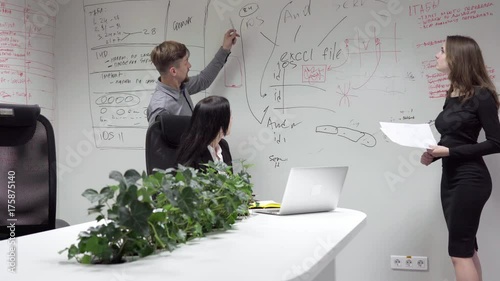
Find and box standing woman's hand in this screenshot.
[420,151,434,166]
[427,145,450,157]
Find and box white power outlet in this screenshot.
[390,255,428,271]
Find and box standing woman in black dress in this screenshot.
[421,35,500,281]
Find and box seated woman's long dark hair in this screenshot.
[176,96,231,168]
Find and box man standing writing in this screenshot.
[147,29,239,125]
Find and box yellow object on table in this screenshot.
[249,200,281,209]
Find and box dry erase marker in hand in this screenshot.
[229,18,236,44]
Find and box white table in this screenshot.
[0,208,366,281]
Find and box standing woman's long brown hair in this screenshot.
[445,35,499,108]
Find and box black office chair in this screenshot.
[0,103,67,240]
[145,113,191,175]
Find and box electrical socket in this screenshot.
[390,255,428,271]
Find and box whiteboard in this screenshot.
[78,0,499,194]
[0,0,56,120]
[55,1,500,280]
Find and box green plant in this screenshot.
[60,162,253,264]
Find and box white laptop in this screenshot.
[255,166,348,215]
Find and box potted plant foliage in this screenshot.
[60,162,253,264]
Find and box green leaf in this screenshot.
[177,187,197,212]
[87,204,104,215]
[107,206,119,220]
[68,245,79,258]
[85,236,104,255]
[78,230,91,238]
[205,208,216,224]
[137,187,151,202]
[117,201,152,236]
[236,204,248,214]
[149,211,167,223]
[81,189,99,203]
[101,223,120,236]
[99,186,115,204]
[124,169,141,186]
[164,241,177,251]
[176,229,187,242]
[193,223,203,237]
[80,254,92,264]
[138,245,155,257]
[116,185,138,206]
[83,187,115,206]
[109,170,124,182]
[164,188,180,207]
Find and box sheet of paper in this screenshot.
[380,122,437,149]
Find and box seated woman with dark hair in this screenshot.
[176,96,233,170]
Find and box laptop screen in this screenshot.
[278,166,348,215]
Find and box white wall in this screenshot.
[55,1,500,280]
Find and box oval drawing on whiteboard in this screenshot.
[239,3,259,17]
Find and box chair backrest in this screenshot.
[0,104,57,239]
[145,113,191,175]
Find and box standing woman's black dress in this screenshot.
[435,87,500,257]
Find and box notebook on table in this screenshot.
[255,166,348,216]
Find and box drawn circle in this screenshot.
[115,97,124,104]
[239,4,259,17]
[95,94,141,106]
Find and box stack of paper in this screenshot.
[380,122,437,149]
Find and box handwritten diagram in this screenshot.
[316,125,376,147]
[234,0,407,156]
[78,0,497,158]
[83,0,210,149]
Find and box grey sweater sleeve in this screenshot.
[185,47,230,94]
